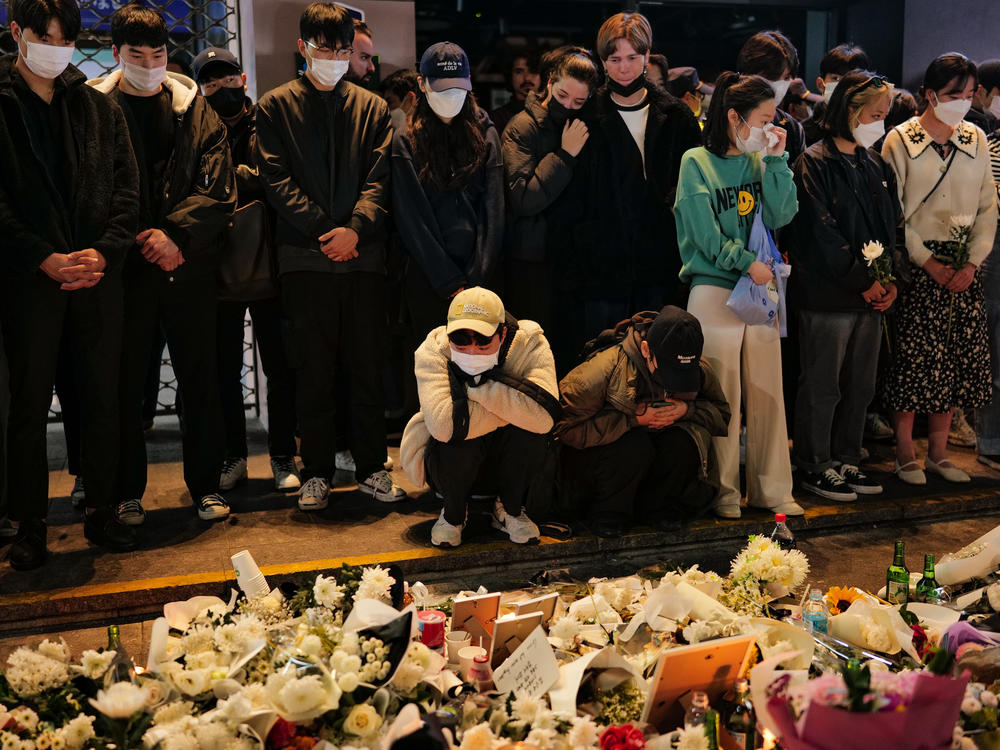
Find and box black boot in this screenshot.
[8,519,48,570]
[84,507,139,552]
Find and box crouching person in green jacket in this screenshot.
[557,306,730,538]
[399,288,561,548]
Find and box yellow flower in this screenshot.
[825,586,863,615]
[343,703,382,737]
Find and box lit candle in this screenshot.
[762,728,777,750]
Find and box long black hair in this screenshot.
[409,89,487,190]
[703,72,775,156]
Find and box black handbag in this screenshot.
[217,199,277,301]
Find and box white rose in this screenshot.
[172,668,212,696]
[342,704,383,737]
[89,682,151,718]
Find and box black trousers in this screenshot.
[217,297,297,459]
[1,272,122,520]
[404,263,450,345]
[505,259,552,333]
[54,329,83,477]
[281,271,386,482]
[563,425,709,525]
[425,426,547,526]
[0,324,7,515]
[118,264,224,503]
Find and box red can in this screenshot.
[417,609,446,650]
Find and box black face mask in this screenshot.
[207,86,246,119]
[608,72,647,98]
[547,98,574,127]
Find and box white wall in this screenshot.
[903,0,1000,89]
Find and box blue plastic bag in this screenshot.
[726,210,792,335]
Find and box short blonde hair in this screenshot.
[596,12,652,61]
[848,81,894,129]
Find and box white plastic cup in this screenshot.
[231,550,270,599]
[445,630,471,664]
[458,645,487,681]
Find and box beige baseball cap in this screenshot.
[446,287,504,337]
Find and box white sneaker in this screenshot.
[116,498,147,526]
[864,412,895,441]
[297,477,330,511]
[490,499,540,544]
[270,456,301,491]
[335,450,356,473]
[383,454,394,471]
[358,470,407,503]
[219,457,248,491]
[71,476,86,508]
[431,509,463,547]
[197,493,230,521]
[949,410,977,448]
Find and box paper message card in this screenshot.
[493,624,560,699]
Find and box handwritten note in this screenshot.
[492,625,560,699]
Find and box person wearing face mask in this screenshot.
[256,2,404,509]
[666,66,713,126]
[783,71,902,502]
[0,0,141,569]
[378,68,419,135]
[558,306,728,538]
[391,42,504,342]
[880,53,998,486]
[674,72,803,521]
[87,4,236,526]
[399,288,558,548]
[191,47,300,495]
[967,60,1000,135]
[802,43,871,147]
[781,79,822,126]
[501,47,599,361]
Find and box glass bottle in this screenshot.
[916,554,945,604]
[886,540,909,605]
[104,625,136,686]
[723,678,757,750]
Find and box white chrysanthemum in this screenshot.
[184,650,222,671]
[405,642,435,673]
[89,682,151,718]
[963,696,984,715]
[331,650,363,675]
[390,660,424,694]
[488,707,509,735]
[76,650,116,680]
[982,690,999,708]
[354,565,395,602]
[181,626,215,655]
[549,616,581,641]
[59,714,95,750]
[37,639,70,663]
[568,715,600,748]
[338,672,360,693]
[299,634,325,659]
[171,667,212,696]
[5,647,71,696]
[343,704,383,737]
[952,214,976,229]
[279,675,328,714]
[676,725,711,750]
[233,615,265,645]
[460,723,497,750]
[511,696,543,725]
[862,240,885,262]
[242,683,270,708]
[36,727,57,749]
[153,700,194,726]
[10,707,39,731]
[859,620,893,653]
[526,727,558,748]
[313,575,346,609]
[339,632,361,655]
[213,624,241,654]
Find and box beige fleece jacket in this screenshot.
[881,117,998,268]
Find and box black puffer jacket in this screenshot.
[501,91,581,263]
[0,56,139,278]
[784,138,905,312]
[89,69,236,281]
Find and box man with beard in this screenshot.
[490,50,541,135]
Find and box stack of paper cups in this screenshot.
[231,550,270,599]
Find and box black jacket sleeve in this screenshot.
[92,99,140,271]
[503,118,575,217]
[347,98,392,243]
[164,100,236,258]
[471,126,505,285]
[0,180,57,275]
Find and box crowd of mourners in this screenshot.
[2,0,1000,570]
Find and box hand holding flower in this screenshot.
[946,263,976,293]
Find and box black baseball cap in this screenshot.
[645,306,704,393]
[667,66,714,98]
[192,47,241,83]
[419,41,472,92]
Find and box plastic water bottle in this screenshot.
[803,588,829,633]
[770,513,796,550]
[685,691,709,729]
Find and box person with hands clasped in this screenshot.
[502,47,599,339]
[784,70,902,502]
[1,0,140,569]
[881,53,999,485]
[674,72,803,520]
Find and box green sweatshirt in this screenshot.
[674,148,797,290]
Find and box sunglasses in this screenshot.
[448,329,497,347]
[847,75,888,97]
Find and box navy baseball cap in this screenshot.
[192,47,241,83]
[667,66,714,98]
[645,306,704,393]
[419,41,472,92]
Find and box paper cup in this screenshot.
[231,550,270,599]
[458,645,487,681]
[445,630,471,664]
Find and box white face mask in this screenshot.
[425,88,467,119]
[769,78,791,105]
[852,119,885,149]
[932,95,972,127]
[121,60,167,93]
[989,94,1000,120]
[390,107,407,131]
[823,79,838,104]
[19,37,75,79]
[736,117,776,154]
[308,55,349,89]
[449,345,498,377]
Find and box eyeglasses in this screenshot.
[305,40,353,60]
[201,74,243,95]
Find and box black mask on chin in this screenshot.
[608,72,647,98]
[207,86,246,119]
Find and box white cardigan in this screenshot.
[399,320,558,489]
[881,117,998,268]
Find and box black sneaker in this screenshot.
[8,520,48,570]
[840,464,883,495]
[978,454,1000,471]
[800,468,857,502]
[84,509,139,552]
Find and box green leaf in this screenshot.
[898,604,919,626]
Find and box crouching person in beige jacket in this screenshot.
[400,288,560,547]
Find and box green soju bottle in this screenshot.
[104,625,137,686]
[886,540,909,605]
[916,554,944,604]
